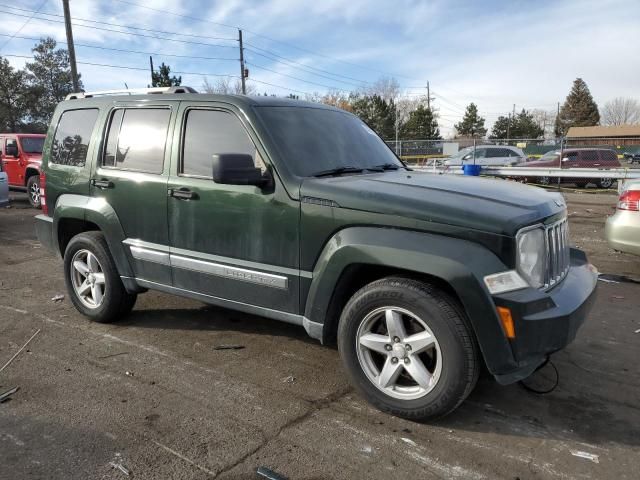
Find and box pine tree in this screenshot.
[454,103,486,138]
[554,78,600,136]
[351,94,396,139]
[151,63,181,87]
[490,109,543,139]
[25,37,82,130]
[400,105,441,140]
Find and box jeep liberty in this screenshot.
[36,87,598,419]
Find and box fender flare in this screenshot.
[304,226,516,374]
[52,194,134,277]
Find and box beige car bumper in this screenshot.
[605,210,640,256]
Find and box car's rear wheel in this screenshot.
[338,277,480,420]
[64,231,137,323]
[598,178,614,189]
[26,175,41,208]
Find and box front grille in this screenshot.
[544,217,570,288]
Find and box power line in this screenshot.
[2,52,310,95]
[0,3,237,42]
[0,9,238,49]
[245,62,352,92]
[0,0,47,52]
[110,0,428,82]
[0,33,238,61]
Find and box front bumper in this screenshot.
[490,248,598,384]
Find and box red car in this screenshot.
[0,133,46,207]
[524,147,621,189]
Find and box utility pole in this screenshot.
[506,113,511,141]
[427,81,430,110]
[149,56,154,86]
[62,0,79,92]
[238,29,246,94]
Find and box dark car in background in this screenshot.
[623,150,640,164]
[522,148,621,188]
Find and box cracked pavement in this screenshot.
[1,191,639,479]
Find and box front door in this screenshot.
[2,137,22,186]
[167,103,300,314]
[91,104,176,285]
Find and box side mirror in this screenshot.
[212,153,265,186]
[5,143,18,157]
[561,157,570,162]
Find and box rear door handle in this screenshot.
[168,188,198,200]
[91,179,114,189]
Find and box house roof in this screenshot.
[567,125,640,138]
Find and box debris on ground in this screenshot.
[256,466,289,480]
[213,344,245,350]
[634,328,640,334]
[109,461,131,476]
[0,387,19,403]
[598,277,619,284]
[51,294,65,302]
[570,450,600,464]
[125,371,134,377]
[282,375,295,384]
[0,329,41,373]
[611,295,625,300]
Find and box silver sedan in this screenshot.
[0,170,9,207]
[606,180,640,256]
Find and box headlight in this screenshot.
[516,226,546,288]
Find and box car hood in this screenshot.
[300,170,565,236]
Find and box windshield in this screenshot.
[20,137,45,154]
[255,106,404,177]
[539,150,560,161]
[449,147,474,160]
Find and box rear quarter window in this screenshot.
[50,109,99,167]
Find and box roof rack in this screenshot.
[65,86,198,100]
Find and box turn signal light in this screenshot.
[497,306,516,339]
[617,190,640,211]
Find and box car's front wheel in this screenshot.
[64,231,137,323]
[338,277,480,420]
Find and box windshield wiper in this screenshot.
[312,166,365,177]
[372,163,403,171]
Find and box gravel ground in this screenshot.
[1,191,638,480]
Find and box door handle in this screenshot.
[168,188,198,200]
[91,179,114,189]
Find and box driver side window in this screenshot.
[181,109,265,178]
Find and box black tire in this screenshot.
[63,231,137,323]
[597,178,614,189]
[26,175,41,208]
[337,277,480,420]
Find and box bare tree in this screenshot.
[601,97,640,125]
[201,77,256,95]
[530,109,557,138]
[364,77,400,102]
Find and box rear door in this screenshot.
[91,103,176,285]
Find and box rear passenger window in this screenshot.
[50,109,99,167]
[103,108,170,173]
[181,109,264,178]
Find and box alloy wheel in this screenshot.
[30,181,40,205]
[356,306,442,400]
[599,178,613,189]
[71,249,106,309]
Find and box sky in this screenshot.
[2,0,639,137]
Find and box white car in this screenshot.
[444,145,526,166]
[0,170,9,208]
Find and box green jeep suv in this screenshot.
[36,87,598,419]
